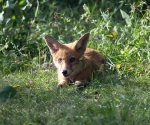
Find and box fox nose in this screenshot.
[62,70,67,76]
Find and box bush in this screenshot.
[0,0,149,73]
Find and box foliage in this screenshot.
[0,0,150,124]
[0,85,17,99]
[0,0,149,72]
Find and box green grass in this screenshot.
[0,1,150,125]
[0,70,150,125]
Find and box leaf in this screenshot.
[0,11,4,22]
[13,85,20,88]
[116,64,121,69]
[0,43,8,51]
[106,34,113,38]
[111,31,118,38]
[0,86,17,99]
[81,4,90,19]
[6,1,15,9]
[115,98,121,102]
[11,15,16,20]
[19,0,25,6]
[120,9,131,26]
[83,4,90,14]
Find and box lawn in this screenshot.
[0,0,150,125]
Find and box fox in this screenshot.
[44,33,105,88]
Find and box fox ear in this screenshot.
[74,33,89,52]
[44,36,61,53]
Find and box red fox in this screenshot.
[44,33,105,88]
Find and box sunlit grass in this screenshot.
[0,70,150,125]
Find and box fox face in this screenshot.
[52,46,82,77]
[44,33,89,77]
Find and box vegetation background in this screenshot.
[0,0,150,125]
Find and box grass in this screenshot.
[0,1,150,125]
[0,70,150,125]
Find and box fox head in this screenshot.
[44,33,89,77]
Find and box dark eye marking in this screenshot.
[58,58,62,63]
[70,57,75,62]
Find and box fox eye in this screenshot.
[58,58,62,63]
[70,57,75,62]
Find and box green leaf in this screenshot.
[19,0,25,6]
[0,11,4,22]
[6,1,15,8]
[83,4,90,14]
[115,98,121,103]
[0,86,17,99]
[120,9,131,26]
[11,15,16,20]
[0,43,8,51]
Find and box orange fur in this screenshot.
[44,33,105,87]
